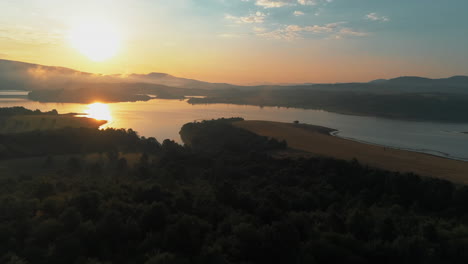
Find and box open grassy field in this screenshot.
[234,120,468,184]
[0,114,106,134]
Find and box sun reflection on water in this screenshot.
[84,103,112,122]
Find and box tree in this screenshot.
[5,255,28,264]
[145,253,189,264]
[60,207,82,231]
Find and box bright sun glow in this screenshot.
[85,103,112,121]
[69,21,120,62]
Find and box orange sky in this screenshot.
[1,0,467,84]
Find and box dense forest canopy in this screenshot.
[1,119,468,263]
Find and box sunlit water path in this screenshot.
[2,97,468,161]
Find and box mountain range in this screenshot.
[0,59,236,91]
[1,59,467,93]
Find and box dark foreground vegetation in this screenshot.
[2,118,468,264]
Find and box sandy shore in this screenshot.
[234,120,468,184]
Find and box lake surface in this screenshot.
[2,97,468,161]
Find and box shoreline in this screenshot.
[330,130,468,162]
[187,100,468,125]
[234,120,468,184]
[8,96,468,125]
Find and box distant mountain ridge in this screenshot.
[372,76,468,86]
[128,72,236,89]
[3,59,468,123]
[0,59,467,93]
[0,59,237,90]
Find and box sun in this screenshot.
[85,103,112,121]
[68,21,121,62]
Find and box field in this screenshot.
[0,114,106,134]
[234,120,468,184]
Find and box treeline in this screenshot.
[2,119,468,263]
[180,118,287,153]
[188,90,468,123]
[28,88,151,104]
[0,127,161,159]
[27,83,216,103]
[0,107,58,116]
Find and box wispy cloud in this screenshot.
[257,22,367,41]
[293,10,305,16]
[253,26,267,33]
[0,25,63,45]
[218,33,243,38]
[285,22,345,33]
[225,12,267,24]
[366,13,390,22]
[255,0,292,8]
[298,0,331,6]
[338,28,369,37]
[254,0,332,8]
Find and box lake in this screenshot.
[2,97,468,161]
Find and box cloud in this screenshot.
[253,26,267,33]
[254,0,331,8]
[218,33,243,38]
[297,0,317,5]
[338,28,369,37]
[225,12,267,23]
[293,10,305,16]
[285,22,345,33]
[0,25,63,45]
[257,28,301,41]
[257,22,367,41]
[255,0,293,8]
[366,13,389,22]
[298,0,332,6]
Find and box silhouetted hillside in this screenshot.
[1,59,466,93]
[0,59,238,91]
[129,72,237,89]
[189,90,468,122]
[27,82,217,103]
[384,76,468,87]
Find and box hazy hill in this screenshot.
[0,59,237,91]
[2,59,468,119]
[1,59,467,94]
[377,76,468,87]
[129,72,237,89]
[0,59,113,91]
